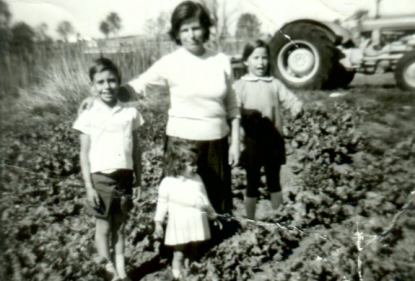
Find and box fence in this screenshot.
[0,38,248,100]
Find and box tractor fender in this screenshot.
[280,19,352,46]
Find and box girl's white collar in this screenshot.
[241,75,274,82]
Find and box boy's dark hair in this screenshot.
[89,57,122,84]
[242,39,271,75]
[163,138,199,177]
[168,1,212,45]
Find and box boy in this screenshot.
[73,58,144,281]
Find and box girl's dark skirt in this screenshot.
[240,117,286,198]
[89,169,134,219]
[165,136,232,215]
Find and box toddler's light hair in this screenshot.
[163,138,199,177]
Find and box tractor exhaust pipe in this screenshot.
[375,0,381,19]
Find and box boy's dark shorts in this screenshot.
[88,169,134,219]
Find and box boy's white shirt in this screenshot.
[73,99,144,173]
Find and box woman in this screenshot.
[120,1,240,215]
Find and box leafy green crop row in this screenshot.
[1,99,415,280]
[182,102,415,281]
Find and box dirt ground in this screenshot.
[141,72,415,280]
[2,71,415,281]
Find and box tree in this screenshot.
[99,12,122,38]
[99,20,110,39]
[56,21,74,42]
[11,22,36,51]
[106,12,122,37]
[0,0,12,53]
[200,0,240,50]
[0,0,11,27]
[143,12,169,55]
[235,13,261,40]
[35,22,52,42]
[143,12,168,37]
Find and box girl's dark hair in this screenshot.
[168,1,212,45]
[89,57,122,84]
[242,39,271,75]
[163,138,199,177]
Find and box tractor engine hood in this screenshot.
[358,15,415,32]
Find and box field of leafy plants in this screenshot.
[1,77,415,281]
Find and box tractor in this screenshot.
[268,2,415,91]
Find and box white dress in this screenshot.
[154,174,216,245]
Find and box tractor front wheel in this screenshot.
[395,51,415,91]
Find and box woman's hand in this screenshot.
[213,219,223,230]
[153,221,164,239]
[132,186,142,202]
[78,96,97,115]
[229,117,241,167]
[228,142,240,167]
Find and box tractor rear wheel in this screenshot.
[270,23,337,90]
[395,51,415,91]
[326,63,355,89]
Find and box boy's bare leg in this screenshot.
[96,218,111,261]
[244,196,257,220]
[172,244,186,279]
[96,218,119,279]
[270,191,283,210]
[112,210,127,279]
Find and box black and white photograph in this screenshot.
[1,0,415,280]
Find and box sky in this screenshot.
[5,0,415,41]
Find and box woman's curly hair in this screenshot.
[163,137,199,177]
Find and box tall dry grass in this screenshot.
[16,57,90,116]
[1,42,167,120]
[0,39,246,126]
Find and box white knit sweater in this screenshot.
[128,47,240,140]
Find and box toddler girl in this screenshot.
[153,138,219,280]
[234,40,303,220]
